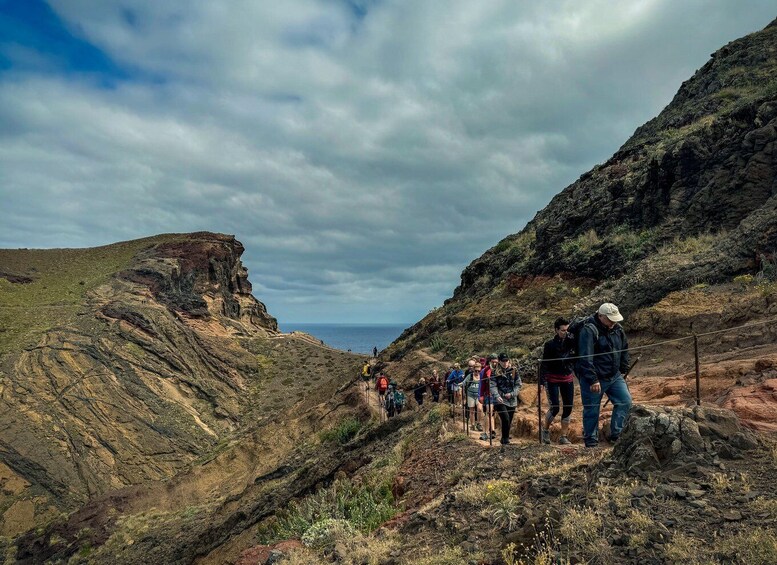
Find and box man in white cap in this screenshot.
[575,303,632,447]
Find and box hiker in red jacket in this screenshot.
[376,373,389,401]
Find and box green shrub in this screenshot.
[268,478,398,542]
[733,274,755,285]
[609,225,658,261]
[320,418,362,444]
[561,229,601,261]
[301,518,356,550]
[429,334,448,353]
[426,405,444,425]
[758,254,777,281]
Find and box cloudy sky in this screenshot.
[0,1,774,324]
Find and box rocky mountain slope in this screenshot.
[0,233,364,539]
[2,17,777,565]
[386,17,777,367]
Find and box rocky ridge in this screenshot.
[386,17,777,365]
[0,233,363,538]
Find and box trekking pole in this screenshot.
[693,334,701,406]
[603,357,640,408]
[488,399,493,447]
[462,387,467,434]
[537,361,542,445]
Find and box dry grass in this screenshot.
[665,532,707,564]
[0,235,185,354]
[749,497,777,519]
[624,509,655,548]
[515,449,604,482]
[409,546,486,565]
[559,508,602,549]
[455,479,517,507]
[710,472,732,494]
[281,530,398,565]
[719,527,777,564]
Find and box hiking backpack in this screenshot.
[566,315,624,357]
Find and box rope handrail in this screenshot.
[537,316,776,363]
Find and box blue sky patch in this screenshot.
[0,0,129,85]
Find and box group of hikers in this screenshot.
[362,303,633,448]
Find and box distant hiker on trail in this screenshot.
[394,387,406,414]
[373,346,378,358]
[447,363,465,405]
[414,377,427,406]
[478,354,497,441]
[490,353,522,446]
[385,381,398,417]
[462,360,483,432]
[361,361,372,384]
[574,303,632,448]
[443,366,454,403]
[376,372,389,401]
[428,369,442,402]
[540,317,575,445]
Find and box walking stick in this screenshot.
[488,398,493,447]
[603,357,640,408]
[462,382,467,433]
[537,361,542,445]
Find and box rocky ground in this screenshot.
[229,380,777,565]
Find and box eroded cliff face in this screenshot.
[386,18,777,363]
[0,233,286,535]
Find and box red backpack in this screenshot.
[377,376,389,392]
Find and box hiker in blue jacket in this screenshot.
[446,363,465,405]
[575,303,632,448]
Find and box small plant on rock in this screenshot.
[710,471,732,493]
[488,496,521,532]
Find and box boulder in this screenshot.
[600,404,759,478]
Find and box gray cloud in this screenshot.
[1,1,775,322]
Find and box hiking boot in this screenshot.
[584,442,599,449]
[475,423,483,431]
[490,430,497,439]
[479,433,489,441]
[500,438,511,445]
[558,436,571,445]
[541,428,551,445]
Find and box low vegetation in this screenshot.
[320,418,362,444]
[0,234,186,354]
[261,477,398,544]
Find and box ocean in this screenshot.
[279,323,408,355]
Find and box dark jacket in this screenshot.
[540,334,575,385]
[414,382,427,403]
[489,365,522,407]
[575,315,629,384]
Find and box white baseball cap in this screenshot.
[598,303,624,322]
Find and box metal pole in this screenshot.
[694,334,701,406]
[462,383,467,434]
[537,361,542,444]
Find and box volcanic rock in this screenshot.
[600,404,759,479]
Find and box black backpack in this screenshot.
[566,315,598,357]
[567,315,624,357]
